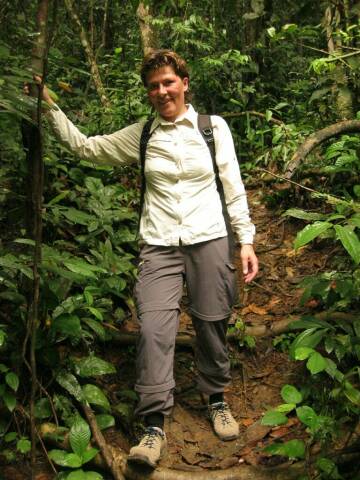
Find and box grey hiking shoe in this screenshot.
[127,427,167,468]
[208,401,239,441]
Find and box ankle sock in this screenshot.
[145,412,165,430]
[209,392,224,405]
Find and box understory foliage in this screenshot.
[0,0,359,478]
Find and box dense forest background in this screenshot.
[0,1,360,479]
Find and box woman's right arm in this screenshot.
[39,79,141,167]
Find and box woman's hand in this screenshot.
[240,244,258,283]
[24,75,55,106]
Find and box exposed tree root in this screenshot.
[284,120,360,178]
[109,312,357,347]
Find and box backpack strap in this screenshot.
[138,117,154,232]
[197,114,234,250]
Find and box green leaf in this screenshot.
[82,384,110,411]
[74,355,116,378]
[0,330,6,347]
[296,406,318,429]
[67,469,103,480]
[81,447,99,464]
[49,449,82,468]
[344,383,360,406]
[265,109,273,121]
[4,431,17,442]
[81,317,106,341]
[84,289,94,306]
[87,307,104,321]
[334,225,360,264]
[261,410,288,426]
[294,347,315,360]
[63,260,106,279]
[56,371,84,402]
[294,222,333,249]
[275,403,296,413]
[96,414,115,430]
[265,439,305,459]
[35,398,52,419]
[5,372,19,392]
[51,314,82,338]
[307,351,327,374]
[16,438,31,454]
[316,457,341,479]
[3,391,16,411]
[281,385,303,404]
[289,328,326,359]
[62,208,95,226]
[70,416,90,457]
[283,209,325,221]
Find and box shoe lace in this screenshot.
[212,403,232,426]
[141,428,162,449]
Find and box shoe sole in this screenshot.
[127,453,157,469]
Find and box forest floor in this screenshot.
[2,186,334,479]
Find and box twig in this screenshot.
[82,403,126,480]
[221,110,283,125]
[18,405,58,475]
[257,168,346,206]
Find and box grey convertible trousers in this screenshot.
[134,236,238,417]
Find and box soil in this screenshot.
[1,186,335,479]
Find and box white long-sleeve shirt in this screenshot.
[47,104,255,246]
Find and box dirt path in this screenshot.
[102,187,327,472]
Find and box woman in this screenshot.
[41,49,258,468]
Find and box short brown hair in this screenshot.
[141,49,189,87]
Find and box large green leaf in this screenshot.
[289,328,326,359]
[49,450,82,468]
[16,438,31,454]
[283,208,325,221]
[63,260,106,279]
[56,371,84,402]
[69,416,90,457]
[334,225,360,264]
[52,314,82,338]
[261,410,288,426]
[81,318,106,341]
[62,208,95,226]
[74,356,116,378]
[82,384,110,411]
[294,222,333,249]
[281,385,303,404]
[95,414,115,430]
[307,351,327,374]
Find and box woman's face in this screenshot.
[146,65,189,122]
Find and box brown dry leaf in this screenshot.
[269,426,291,438]
[286,246,306,258]
[242,418,255,427]
[266,297,281,310]
[241,304,268,316]
[285,267,295,278]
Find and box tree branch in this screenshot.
[284,120,360,178]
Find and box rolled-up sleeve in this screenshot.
[212,115,255,245]
[47,106,142,166]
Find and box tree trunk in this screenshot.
[23,0,50,475]
[64,0,110,108]
[137,1,157,55]
[323,2,354,119]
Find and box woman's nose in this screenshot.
[158,83,167,95]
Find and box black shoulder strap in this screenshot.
[138,117,154,231]
[198,114,234,248]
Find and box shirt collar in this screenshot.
[150,104,197,133]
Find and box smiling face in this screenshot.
[146,65,189,122]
